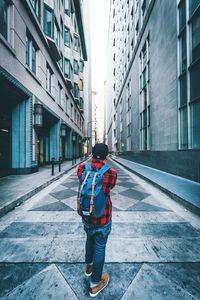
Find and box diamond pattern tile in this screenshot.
[50,189,77,200]
[120,188,150,201]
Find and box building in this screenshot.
[0,0,88,177]
[105,0,200,182]
[82,0,92,155]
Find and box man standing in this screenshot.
[77,143,117,297]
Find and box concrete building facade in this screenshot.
[105,0,200,182]
[0,0,88,177]
[82,0,92,155]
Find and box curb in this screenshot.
[111,156,200,216]
[0,159,86,218]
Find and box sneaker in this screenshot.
[89,272,109,297]
[85,264,93,277]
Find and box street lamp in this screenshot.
[34,103,43,127]
[60,123,66,136]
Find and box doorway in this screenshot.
[0,107,12,177]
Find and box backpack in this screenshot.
[77,162,110,218]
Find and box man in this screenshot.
[77,143,117,297]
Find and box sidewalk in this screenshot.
[0,158,85,217]
[112,156,200,214]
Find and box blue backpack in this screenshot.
[77,162,110,218]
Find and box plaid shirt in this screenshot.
[77,159,117,225]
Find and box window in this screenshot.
[190,60,200,101]
[29,0,40,20]
[58,82,62,105]
[74,60,79,75]
[64,0,71,16]
[180,107,188,148]
[65,94,69,115]
[74,36,79,52]
[180,30,187,73]
[44,5,54,38]
[59,52,63,71]
[191,14,200,63]
[60,17,63,38]
[0,0,9,40]
[80,79,84,91]
[71,103,73,119]
[79,97,84,110]
[74,83,79,99]
[79,60,84,73]
[142,0,146,17]
[26,35,38,75]
[64,58,70,78]
[64,27,70,47]
[189,0,200,17]
[46,64,53,93]
[191,100,200,148]
[180,73,187,106]
[139,37,150,150]
[54,20,60,49]
[179,0,186,32]
[74,19,78,33]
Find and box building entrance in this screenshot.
[0,106,12,177]
[0,76,24,177]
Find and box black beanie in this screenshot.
[92,143,109,160]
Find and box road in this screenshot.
[0,160,200,299]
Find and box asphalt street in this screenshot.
[0,160,200,299]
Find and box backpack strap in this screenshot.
[85,162,92,172]
[98,164,110,176]
[77,171,90,212]
[89,172,98,214]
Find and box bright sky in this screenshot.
[89,0,110,141]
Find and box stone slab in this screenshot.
[0,237,200,263]
[0,265,78,300]
[121,264,198,300]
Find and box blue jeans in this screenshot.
[83,220,112,284]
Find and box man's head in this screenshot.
[92,143,109,161]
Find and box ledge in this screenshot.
[25,66,42,85]
[0,34,16,57]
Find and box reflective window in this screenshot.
[44,5,54,38]
[0,0,9,40]
[26,35,38,75]
[191,14,200,62]
[64,27,70,47]
[180,107,188,149]
[191,100,200,148]
[64,58,70,78]
[190,60,200,101]
[180,73,187,106]
[189,0,200,17]
[29,0,40,20]
[179,0,186,32]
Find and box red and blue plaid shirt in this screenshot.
[77,159,117,225]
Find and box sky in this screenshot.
[88,0,110,141]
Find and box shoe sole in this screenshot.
[89,278,109,298]
[85,272,92,277]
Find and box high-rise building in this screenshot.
[82,0,92,154]
[0,0,88,177]
[105,0,200,182]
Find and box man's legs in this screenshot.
[90,233,108,286]
[85,231,94,264]
[90,221,112,287]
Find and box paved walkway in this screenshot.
[112,156,200,214]
[0,160,200,299]
[0,158,84,217]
